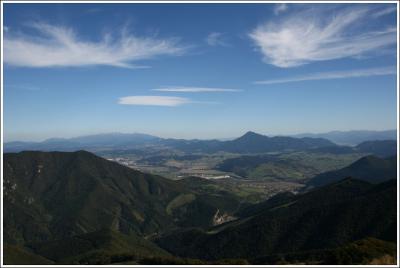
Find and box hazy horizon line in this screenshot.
[4,128,397,143]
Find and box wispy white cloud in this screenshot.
[205,32,229,47]
[249,6,397,68]
[118,96,191,106]
[4,22,186,68]
[371,6,397,18]
[254,66,396,85]
[153,86,241,92]
[274,4,288,15]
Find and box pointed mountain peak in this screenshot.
[233,131,269,144]
[241,131,265,138]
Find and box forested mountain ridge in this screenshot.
[307,155,397,187]
[156,179,397,261]
[3,150,397,265]
[4,151,241,245]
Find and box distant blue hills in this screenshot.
[293,129,397,146]
[4,130,397,156]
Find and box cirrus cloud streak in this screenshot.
[4,22,186,68]
[205,32,229,47]
[118,96,191,107]
[249,6,397,68]
[254,66,396,85]
[152,86,241,92]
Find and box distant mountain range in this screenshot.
[4,150,397,265]
[216,131,335,153]
[308,140,397,157]
[293,130,397,146]
[4,131,337,154]
[5,130,396,154]
[4,133,161,152]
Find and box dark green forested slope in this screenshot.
[4,150,187,244]
[4,151,241,242]
[307,155,397,187]
[3,151,243,264]
[252,237,397,265]
[26,229,170,264]
[3,244,54,265]
[156,179,397,261]
[356,140,397,157]
[4,229,170,265]
[3,151,397,265]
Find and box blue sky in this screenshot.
[3,3,398,141]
